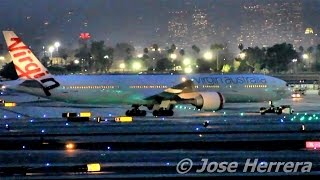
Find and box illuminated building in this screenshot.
[191,8,210,46]
[304,27,318,46]
[168,11,189,48]
[239,0,303,48]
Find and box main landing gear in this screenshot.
[152,108,174,116]
[125,101,176,117]
[152,101,175,116]
[125,105,146,116]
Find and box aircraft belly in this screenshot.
[52,88,147,105]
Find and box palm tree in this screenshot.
[191,45,200,54]
[238,43,244,51]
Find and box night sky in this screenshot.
[0,0,319,49]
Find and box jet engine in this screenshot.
[192,92,225,111]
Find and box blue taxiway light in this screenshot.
[107,146,111,150]
[41,129,45,133]
[46,163,50,166]
[30,119,34,123]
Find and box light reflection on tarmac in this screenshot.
[0,92,320,178]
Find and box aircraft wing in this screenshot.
[144,79,198,102]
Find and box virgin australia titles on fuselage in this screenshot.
[16,73,290,105]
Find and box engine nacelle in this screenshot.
[192,92,225,111]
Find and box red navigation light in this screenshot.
[305,141,320,150]
[79,32,91,40]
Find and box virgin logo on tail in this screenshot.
[3,31,60,96]
[8,37,48,79]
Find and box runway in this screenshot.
[1,92,320,178]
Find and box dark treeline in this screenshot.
[1,40,320,77]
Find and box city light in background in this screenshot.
[203,51,213,60]
[54,42,60,52]
[119,63,126,69]
[48,46,54,58]
[132,61,142,70]
[184,66,193,74]
[183,58,191,66]
[170,53,177,60]
[239,52,246,59]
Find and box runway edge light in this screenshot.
[115,116,133,122]
[87,163,101,172]
[306,141,320,150]
[4,102,16,107]
[80,112,91,118]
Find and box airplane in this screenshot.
[1,31,291,116]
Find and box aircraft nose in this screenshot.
[273,81,292,99]
[281,82,292,98]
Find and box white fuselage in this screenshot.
[7,74,291,105]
